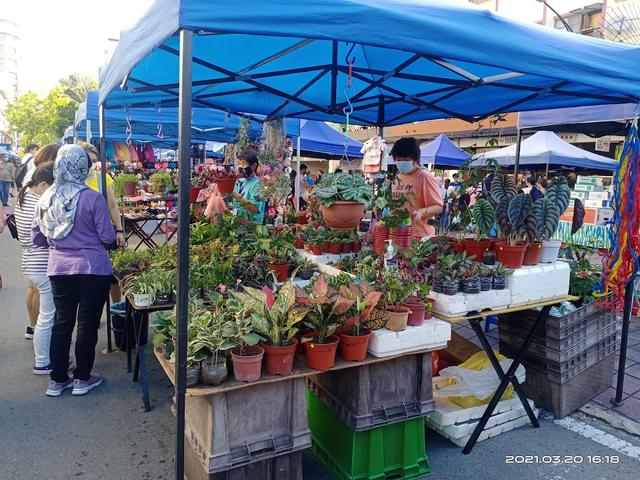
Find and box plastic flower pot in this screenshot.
[294,238,304,249]
[402,298,426,326]
[539,239,562,263]
[322,241,331,254]
[329,243,342,254]
[155,293,171,305]
[480,276,493,292]
[383,306,410,332]
[123,181,137,196]
[489,238,504,252]
[432,277,444,294]
[482,250,497,265]
[298,213,309,225]
[352,240,362,253]
[297,269,315,281]
[463,238,492,262]
[342,243,352,254]
[267,263,290,282]
[424,298,435,320]
[189,186,202,203]
[320,201,366,229]
[493,275,507,290]
[133,293,155,308]
[231,345,265,382]
[214,177,237,195]
[442,278,459,296]
[311,246,322,256]
[447,238,465,254]
[339,328,372,362]
[496,243,527,269]
[522,242,542,265]
[461,277,481,294]
[200,359,228,386]
[186,364,201,387]
[263,338,298,375]
[304,334,340,371]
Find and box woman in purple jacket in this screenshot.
[32,144,115,397]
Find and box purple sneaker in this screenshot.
[72,374,104,396]
[46,379,74,397]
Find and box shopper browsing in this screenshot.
[230,148,265,224]
[0,153,15,207]
[32,145,115,397]
[390,137,444,239]
[15,163,56,374]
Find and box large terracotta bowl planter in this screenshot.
[321,201,365,229]
[123,181,137,197]
[189,186,202,203]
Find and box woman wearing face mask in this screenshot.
[230,148,265,224]
[390,137,443,239]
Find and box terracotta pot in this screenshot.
[523,242,543,266]
[424,298,435,320]
[294,238,304,249]
[539,239,562,263]
[463,238,492,262]
[321,201,365,229]
[449,239,465,254]
[231,345,264,382]
[215,177,237,195]
[305,334,340,371]
[123,181,137,197]
[373,225,389,255]
[489,238,504,252]
[298,213,308,225]
[329,243,342,254]
[496,243,527,269]
[339,328,372,362]
[342,243,352,254]
[322,241,331,253]
[383,307,410,331]
[262,338,298,375]
[267,263,290,282]
[402,298,426,326]
[311,246,322,255]
[189,186,202,203]
[352,240,362,253]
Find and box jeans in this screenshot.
[49,275,111,382]
[0,181,10,206]
[26,273,56,367]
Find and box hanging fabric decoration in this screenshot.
[596,120,640,307]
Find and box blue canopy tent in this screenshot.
[471,131,617,171]
[99,0,640,467]
[420,134,469,167]
[296,119,362,158]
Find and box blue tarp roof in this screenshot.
[101,0,640,126]
[471,131,617,171]
[295,120,363,158]
[518,103,639,136]
[420,134,469,167]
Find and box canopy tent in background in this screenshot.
[518,103,639,136]
[295,120,362,158]
[471,131,617,171]
[420,134,469,167]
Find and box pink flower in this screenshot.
[218,284,227,293]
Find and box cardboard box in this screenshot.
[585,199,605,208]
[589,191,610,201]
[570,191,587,201]
[577,175,599,185]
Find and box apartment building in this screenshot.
[0,18,20,145]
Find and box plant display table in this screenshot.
[124,214,177,251]
[432,295,578,454]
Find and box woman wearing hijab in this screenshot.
[32,145,116,397]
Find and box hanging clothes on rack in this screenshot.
[361,135,387,173]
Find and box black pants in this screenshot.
[50,275,111,382]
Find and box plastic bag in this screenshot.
[204,185,227,222]
[434,350,526,408]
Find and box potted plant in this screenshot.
[329,233,342,255]
[464,198,495,262]
[375,184,413,249]
[151,269,176,304]
[296,259,317,281]
[352,234,362,253]
[296,275,355,370]
[479,265,493,292]
[435,253,462,296]
[114,173,139,197]
[341,237,352,254]
[264,237,295,282]
[338,283,383,361]
[189,308,230,386]
[198,261,234,301]
[312,172,373,229]
[232,280,308,375]
[148,171,174,194]
[533,177,571,263]
[378,268,414,331]
[492,263,511,290]
[221,301,265,382]
[151,310,176,359]
[495,193,532,269]
[460,263,481,294]
[122,271,157,307]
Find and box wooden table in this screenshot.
[432,295,578,454]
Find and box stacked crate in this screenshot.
[307,352,434,480]
[498,300,618,418]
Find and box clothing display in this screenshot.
[361,135,387,173]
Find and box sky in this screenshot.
[5,0,594,96]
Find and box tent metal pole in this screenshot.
[296,132,301,212]
[513,129,522,178]
[614,280,635,405]
[98,103,113,354]
[175,28,193,480]
[86,119,92,143]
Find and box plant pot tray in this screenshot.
[368,320,451,358]
[507,262,570,307]
[428,290,511,317]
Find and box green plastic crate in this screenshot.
[307,390,431,480]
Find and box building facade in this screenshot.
[0,18,20,146]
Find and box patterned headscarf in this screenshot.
[36,144,90,240]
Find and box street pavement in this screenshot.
[1,223,640,479]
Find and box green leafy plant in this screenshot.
[339,283,383,336]
[471,198,495,240]
[148,171,174,194]
[507,193,533,245]
[113,173,139,197]
[490,173,517,204]
[312,172,373,207]
[378,268,414,308]
[569,258,601,305]
[150,269,176,295]
[110,249,152,274]
[122,270,158,297]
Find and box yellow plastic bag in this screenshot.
[436,350,524,409]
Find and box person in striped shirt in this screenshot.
[15,163,56,374]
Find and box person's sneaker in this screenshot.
[72,374,104,396]
[46,379,73,397]
[33,364,53,375]
[25,327,34,340]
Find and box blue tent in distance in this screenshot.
[420,134,469,167]
[296,120,363,158]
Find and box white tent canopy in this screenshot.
[471,131,617,171]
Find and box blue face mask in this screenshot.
[396,161,415,174]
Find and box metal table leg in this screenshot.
[125,299,133,373]
[132,310,152,412]
[462,305,551,454]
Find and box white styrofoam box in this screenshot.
[584,199,605,208]
[570,191,587,201]
[575,183,596,192]
[588,191,609,201]
[426,408,537,447]
[368,319,451,358]
[507,262,570,307]
[429,289,511,317]
[595,208,614,226]
[577,175,600,185]
[296,249,354,277]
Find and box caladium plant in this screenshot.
[338,282,383,336]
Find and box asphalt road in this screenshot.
[1,223,639,480]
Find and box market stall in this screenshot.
[420,134,470,168]
[99,0,640,477]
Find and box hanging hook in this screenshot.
[344,42,356,89]
[341,88,354,161]
[125,107,133,145]
[156,102,164,140]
